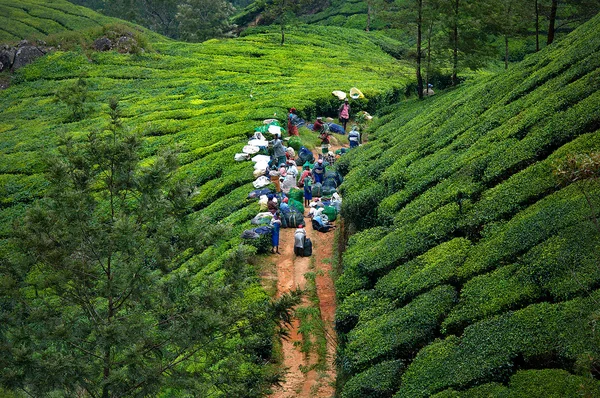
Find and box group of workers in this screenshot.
[255,100,363,255]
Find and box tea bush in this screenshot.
[340,360,405,398]
[341,285,456,375]
[396,291,600,397]
[0,0,413,395]
[432,369,600,397]
[336,13,600,396]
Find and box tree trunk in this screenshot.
[547,0,558,45]
[451,0,459,86]
[426,19,433,90]
[417,0,423,99]
[504,35,509,69]
[535,0,540,51]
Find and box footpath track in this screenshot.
[268,146,340,398]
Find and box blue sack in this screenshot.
[254,226,273,235]
[328,123,346,135]
[248,188,273,199]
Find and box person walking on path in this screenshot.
[312,158,325,184]
[270,213,282,254]
[288,108,300,136]
[271,133,287,166]
[348,125,360,148]
[304,174,313,207]
[338,98,351,132]
[294,224,307,256]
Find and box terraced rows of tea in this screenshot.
[335,13,600,398]
[0,0,411,395]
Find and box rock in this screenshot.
[18,39,29,47]
[93,37,112,52]
[0,47,15,72]
[12,45,44,70]
[115,35,137,53]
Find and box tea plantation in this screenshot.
[0,0,412,396]
[335,12,600,398]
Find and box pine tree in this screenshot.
[0,99,251,397]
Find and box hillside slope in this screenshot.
[335,12,600,398]
[0,0,412,395]
[0,0,126,42]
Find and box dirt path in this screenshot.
[268,144,341,398]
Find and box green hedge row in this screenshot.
[395,290,600,397]
[432,369,600,398]
[336,14,600,397]
[335,289,395,336]
[444,221,600,334]
[375,238,471,304]
[337,203,461,300]
[459,183,600,279]
[341,360,405,398]
[341,285,456,375]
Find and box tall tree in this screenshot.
[259,0,302,45]
[177,0,235,42]
[490,0,532,69]
[535,0,540,51]
[416,0,424,99]
[547,0,559,44]
[450,0,459,86]
[0,99,264,397]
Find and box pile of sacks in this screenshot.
[239,119,345,242]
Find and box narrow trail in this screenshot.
[268,144,341,398]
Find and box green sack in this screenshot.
[288,198,305,214]
[288,136,302,151]
[283,210,304,228]
[288,188,304,203]
[322,185,337,197]
[323,206,338,221]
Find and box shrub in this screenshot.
[459,183,600,279]
[341,285,456,375]
[375,238,471,304]
[335,290,395,335]
[395,290,600,397]
[341,360,405,398]
[432,369,600,397]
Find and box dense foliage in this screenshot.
[336,13,600,397]
[0,0,411,395]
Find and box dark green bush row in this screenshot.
[335,289,395,336]
[341,285,456,375]
[375,238,471,304]
[444,221,600,334]
[341,360,405,398]
[432,369,600,397]
[459,183,600,279]
[395,290,600,397]
[337,203,461,300]
[336,15,600,396]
